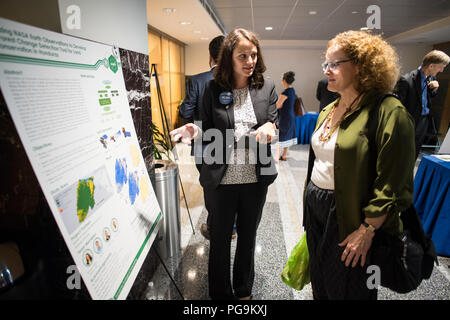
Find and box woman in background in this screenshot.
[275,71,297,161]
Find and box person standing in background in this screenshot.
[316,77,340,111]
[179,35,225,125]
[395,50,449,159]
[275,71,297,161]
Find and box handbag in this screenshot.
[281,232,310,290]
[294,95,305,117]
[370,205,437,293]
[367,95,438,294]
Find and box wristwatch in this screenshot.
[362,221,376,233]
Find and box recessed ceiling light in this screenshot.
[309,11,317,15]
[360,27,369,31]
[352,11,358,14]
[265,26,273,31]
[180,21,191,25]
[163,8,175,14]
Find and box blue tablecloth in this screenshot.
[295,112,319,144]
[413,155,450,256]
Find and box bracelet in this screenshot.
[362,221,376,233]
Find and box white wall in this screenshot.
[394,44,432,75]
[58,0,148,54]
[261,41,328,112]
[185,42,210,75]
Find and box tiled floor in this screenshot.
[148,143,450,300]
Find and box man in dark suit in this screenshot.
[316,77,339,111]
[396,50,449,159]
[179,35,224,124]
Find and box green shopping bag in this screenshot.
[281,232,310,290]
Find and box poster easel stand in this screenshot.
[150,64,195,235]
[154,247,185,300]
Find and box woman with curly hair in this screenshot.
[303,30,415,299]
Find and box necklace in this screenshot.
[318,93,363,143]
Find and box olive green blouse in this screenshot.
[305,90,415,241]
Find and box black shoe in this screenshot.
[200,223,210,240]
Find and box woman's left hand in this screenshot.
[338,225,375,267]
[250,122,276,144]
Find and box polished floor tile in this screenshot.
[148,143,450,300]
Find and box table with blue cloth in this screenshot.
[295,112,319,144]
[413,155,450,256]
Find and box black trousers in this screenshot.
[204,182,268,300]
[304,181,377,300]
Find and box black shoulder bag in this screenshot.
[367,94,438,294]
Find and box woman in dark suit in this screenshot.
[170,28,278,300]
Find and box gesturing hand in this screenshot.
[169,123,200,144]
[427,80,439,92]
[249,122,276,144]
[338,225,374,268]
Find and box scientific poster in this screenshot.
[0,17,161,300]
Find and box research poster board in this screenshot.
[0,17,162,300]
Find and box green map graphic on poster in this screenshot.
[54,166,113,235]
[77,177,95,222]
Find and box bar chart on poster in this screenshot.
[0,17,162,300]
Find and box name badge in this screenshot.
[219,91,233,105]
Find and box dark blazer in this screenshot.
[316,78,339,111]
[197,77,279,190]
[395,69,437,125]
[179,68,215,121]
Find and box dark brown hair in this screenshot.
[214,28,266,90]
[209,35,224,63]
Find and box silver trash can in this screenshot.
[153,159,181,259]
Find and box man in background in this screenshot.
[396,50,449,159]
[179,35,224,126]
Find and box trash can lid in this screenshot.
[154,159,178,180]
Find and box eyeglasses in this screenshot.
[321,59,353,72]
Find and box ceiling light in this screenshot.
[180,21,191,25]
[309,11,317,15]
[265,26,273,31]
[360,27,369,31]
[352,11,358,14]
[163,8,175,14]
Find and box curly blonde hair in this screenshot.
[327,30,399,95]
